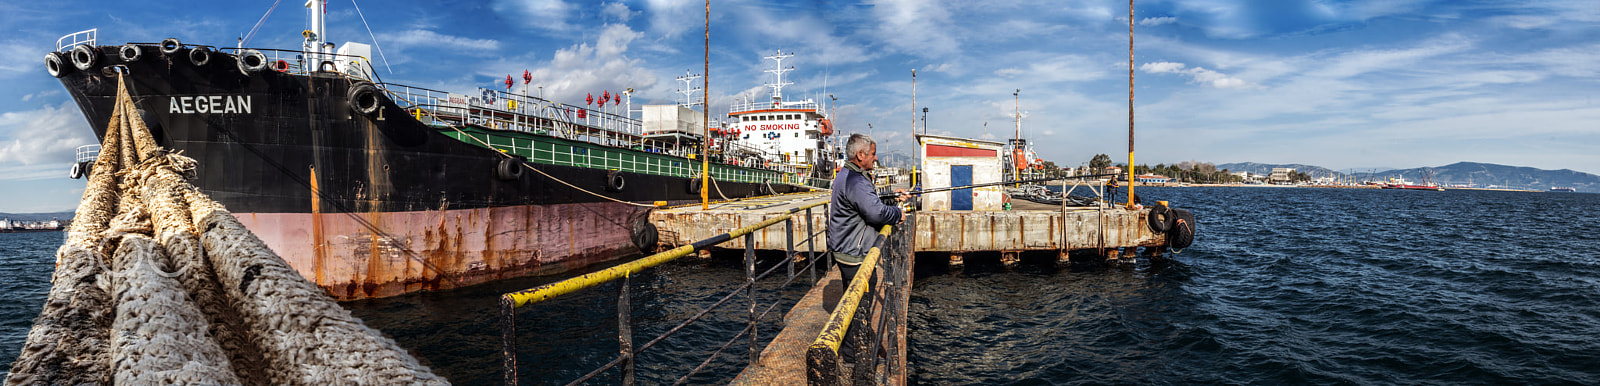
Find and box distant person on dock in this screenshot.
[828,134,908,294]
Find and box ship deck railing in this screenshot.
[498,200,834,385]
[75,144,100,164]
[56,29,96,52]
[729,99,820,114]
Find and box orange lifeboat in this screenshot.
[818,118,834,136]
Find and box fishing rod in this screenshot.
[878,173,1123,198]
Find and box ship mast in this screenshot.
[304,0,327,64]
[675,69,703,108]
[763,51,794,105]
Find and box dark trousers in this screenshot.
[834,262,877,363]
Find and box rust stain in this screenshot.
[309,166,326,288]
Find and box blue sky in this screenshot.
[1,0,1597,212]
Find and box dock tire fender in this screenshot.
[347,82,382,117]
[237,49,268,74]
[687,177,702,195]
[45,52,70,78]
[496,158,524,181]
[319,60,338,72]
[188,47,211,67]
[1168,208,1195,249]
[69,162,83,180]
[70,44,98,71]
[631,215,658,252]
[1147,205,1172,233]
[119,44,143,62]
[606,170,626,192]
[159,38,182,55]
[760,179,773,196]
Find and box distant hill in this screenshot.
[1391,162,1600,192]
[1218,162,1600,192]
[0,212,75,222]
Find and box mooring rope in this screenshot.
[5,74,445,385]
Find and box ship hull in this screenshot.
[57,44,800,299]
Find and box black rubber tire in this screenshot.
[687,177,702,195]
[631,217,658,252]
[237,49,268,73]
[1147,205,1172,233]
[189,47,211,67]
[347,83,382,117]
[606,170,627,192]
[496,158,524,181]
[70,45,98,71]
[119,44,142,62]
[69,162,83,179]
[44,52,70,78]
[160,38,182,55]
[319,60,338,72]
[1168,209,1196,249]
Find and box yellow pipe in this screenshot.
[809,224,893,354]
[1127,151,1135,208]
[502,200,828,308]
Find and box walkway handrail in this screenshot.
[807,223,893,383]
[500,199,831,385]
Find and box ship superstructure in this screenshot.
[723,51,836,178]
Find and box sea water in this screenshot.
[4,188,1599,384]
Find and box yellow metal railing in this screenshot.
[806,224,893,383]
[500,199,830,385]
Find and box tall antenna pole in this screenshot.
[676,69,703,108]
[910,69,918,187]
[1127,0,1136,209]
[1014,89,1021,184]
[701,0,710,209]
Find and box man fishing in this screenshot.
[828,133,907,298]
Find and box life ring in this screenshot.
[119,44,142,62]
[188,47,211,67]
[606,170,626,192]
[496,158,524,181]
[70,45,98,71]
[159,38,182,55]
[1147,204,1172,233]
[69,162,83,179]
[273,60,290,72]
[347,82,382,117]
[318,60,337,72]
[44,52,70,78]
[1167,208,1195,249]
[236,49,268,73]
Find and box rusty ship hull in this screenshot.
[52,41,803,300]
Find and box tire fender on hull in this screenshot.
[347,82,382,117]
[496,158,524,181]
[119,44,143,62]
[44,51,70,78]
[606,170,626,192]
[70,44,98,71]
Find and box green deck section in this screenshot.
[440,125,804,185]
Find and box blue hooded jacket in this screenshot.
[828,161,902,264]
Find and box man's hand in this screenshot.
[893,188,910,202]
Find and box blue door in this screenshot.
[951,165,973,210]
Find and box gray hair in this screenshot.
[845,133,875,159]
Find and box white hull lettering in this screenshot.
[169,95,253,114]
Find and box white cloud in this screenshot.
[0,40,41,77]
[1140,61,1258,89]
[603,2,633,23]
[1139,16,1177,26]
[516,24,658,104]
[493,0,576,33]
[0,102,94,179]
[382,30,501,52]
[868,0,959,57]
[642,0,699,38]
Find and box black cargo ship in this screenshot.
[45,9,822,299]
